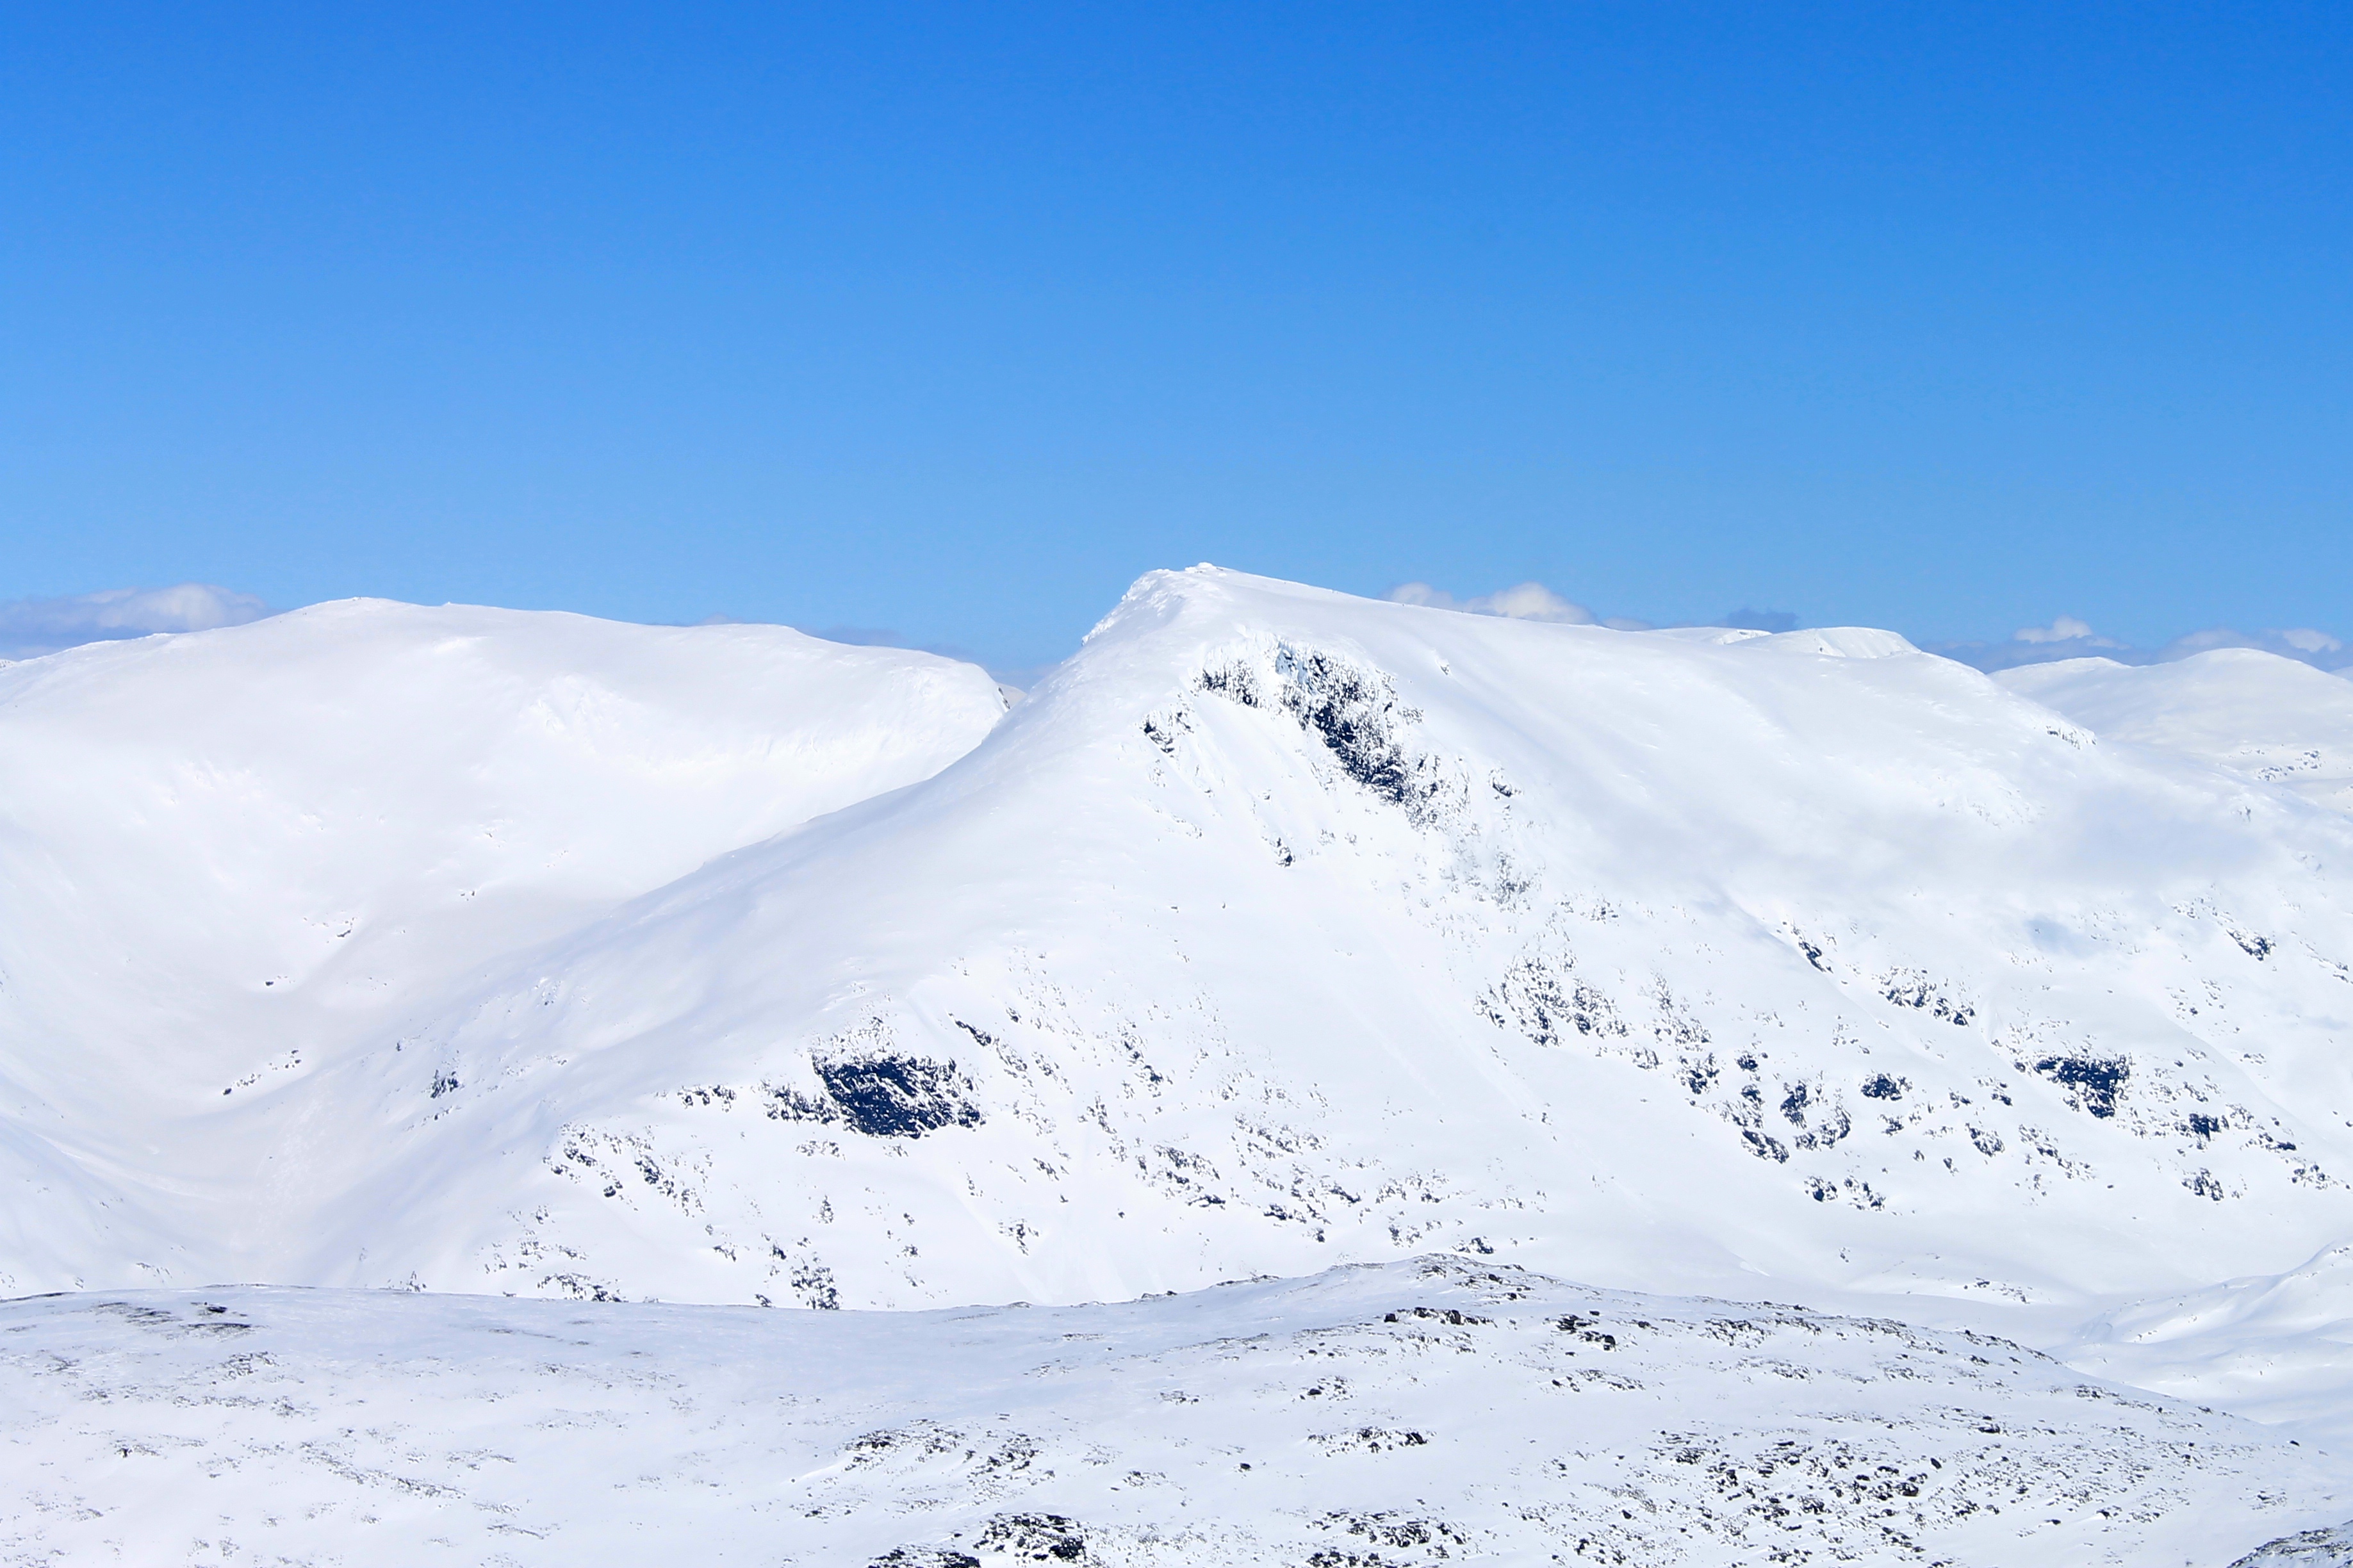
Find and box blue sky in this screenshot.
[3,3,2347,673]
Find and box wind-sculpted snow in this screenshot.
[3,1259,2344,1567]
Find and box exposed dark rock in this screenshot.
[770,1052,983,1139]
[2031,1054,2129,1118]
[977,1512,1086,1562]
[2229,1520,2353,1566]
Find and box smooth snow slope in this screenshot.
[2058,1238,2353,1449]
[230,568,2353,1322]
[2000,649,2353,815]
[0,602,1008,1292]
[4,1258,2345,1568]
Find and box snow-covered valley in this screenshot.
[5,568,2352,1564]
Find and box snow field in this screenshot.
[4,1258,2345,1567]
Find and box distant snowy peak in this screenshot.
[13,569,2353,1568]
[1732,625,1920,658]
[2000,648,2353,814]
[0,599,1007,1027]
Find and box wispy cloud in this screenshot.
[1380,582,2348,680]
[1926,619,2350,675]
[2012,616,2113,646]
[1386,581,1803,636]
[0,584,274,660]
[1386,580,1659,631]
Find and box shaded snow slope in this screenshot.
[237,568,2353,1321]
[4,1257,2345,1568]
[1999,649,2353,815]
[2059,1240,2353,1450]
[0,601,1009,1291]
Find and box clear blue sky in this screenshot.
[4,3,2347,671]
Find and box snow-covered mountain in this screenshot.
[11,566,2343,1326]
[9,568,2353,1565]
[0,601,1009,1292]
[1999,649,2353,815]
[274,567,2342,1320]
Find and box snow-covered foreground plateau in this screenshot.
[5,1257,2347,1568]
[6,568,2353,1563]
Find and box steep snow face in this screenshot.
[4,1259,2344,1568]
[0,602,1008,1291]
[261,569,2353,1318]
[1999,649,2353,815]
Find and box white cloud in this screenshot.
[1386,580,1599,625]
[2013,615,2114,646]
[1387,590,2347,683]
[2155,627,2353,671]
[1934,618,2351,677]
[1479,582,1597,624]
[0,584,273,660]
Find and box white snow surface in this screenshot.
[8,568,2353,1564]
[1999,650,2353,816]
[0,601,1010,1291]
[4,1258,2347,1567]
[258,567,2353,1321]
[10,571,2353,1316]
[2060,1238,2353,1448]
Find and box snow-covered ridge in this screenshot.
[2000,649,2353,815]
[0,600,1010,1291]
[2058,1238,2353,1447]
